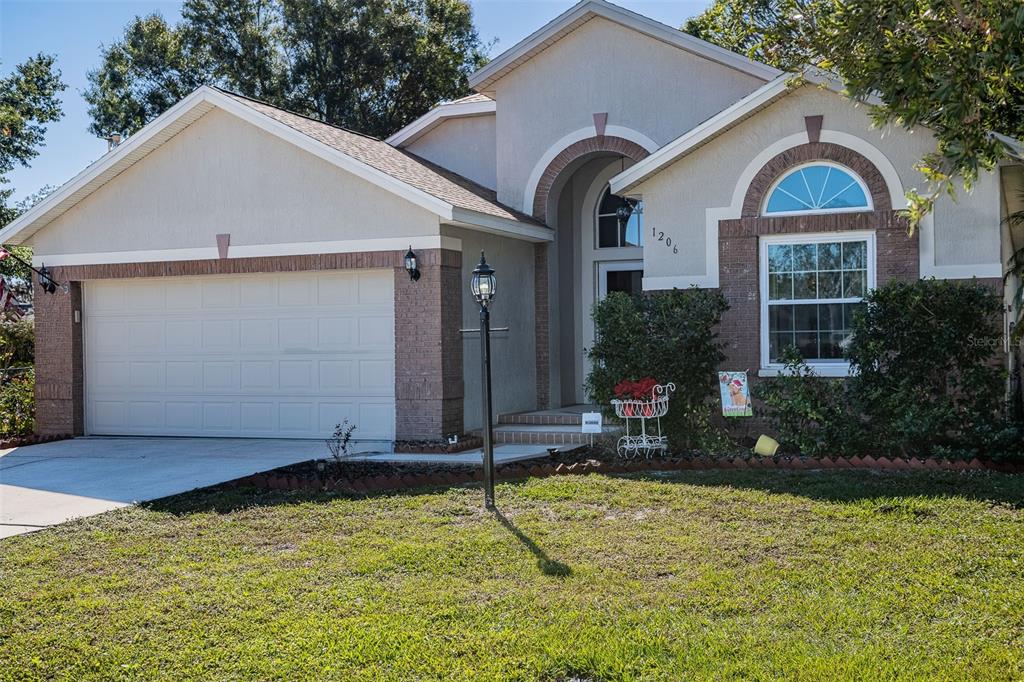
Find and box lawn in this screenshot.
[2,470,1023,681]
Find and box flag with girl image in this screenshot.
[718,371,752,417]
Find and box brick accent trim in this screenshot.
[531,136,650,222]
[534,243,550,410]
[741,142,892,217]
[719,210,918,373]
[720,141,916,374]
[35,249,463,440]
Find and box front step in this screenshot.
[481,407,615,446]
[475,424,619,446]
[497,406,601,426]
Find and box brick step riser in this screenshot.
[497,414,584,426]
[493,431,600,446]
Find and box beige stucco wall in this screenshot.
[28,108,441,257]
[489,16,767,212]
[633,85,1003,284]
[405,115,497,190]
[443,225,537,431]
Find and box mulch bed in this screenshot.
[230,449,1024,495]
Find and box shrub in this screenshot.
[0,368,34,438]
[586,288,729,450]
[757,349,861,457]
[0,318,34,369]
[758,280,1017,459]
[846,278,1008,457]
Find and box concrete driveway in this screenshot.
[0,437,330,538]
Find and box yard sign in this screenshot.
[718,371,752,417]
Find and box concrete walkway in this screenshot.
[0,437,553,539]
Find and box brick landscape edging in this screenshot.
[0,433,70,449]
[230,455,1024,495]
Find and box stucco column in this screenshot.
[33,276,84,436]
[394,248,464,440]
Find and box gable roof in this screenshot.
[386,93,495,147]
[468,0,780,92]
[611,71,854,193]
[0,87,546,247]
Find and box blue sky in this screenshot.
[1,0,710,203]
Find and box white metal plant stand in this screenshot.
[610,383,675,459]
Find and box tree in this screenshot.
[182,0,286,101]
[0,55,64,304]
[282,0,488,137]
[682,0,822,70]
[1,54,65,226]
[84,14,213,139]
[85,0,488,140]
[683,0,1024,229]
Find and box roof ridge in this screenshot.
[211,86,385,144]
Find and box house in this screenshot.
[0,0,1013,444]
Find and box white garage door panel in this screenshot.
[85,270,395,440]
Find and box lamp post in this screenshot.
[471,251,497,509]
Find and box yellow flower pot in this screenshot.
[754,435,780,457]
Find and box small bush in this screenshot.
[586,288,729,450]
[325,419,357,462]
[0,368,34,438]
[757,349,861,457]
[0,318,34,369]
[846,279,1007,457]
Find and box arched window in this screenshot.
[596,187,643,248]
[763,162,871,215]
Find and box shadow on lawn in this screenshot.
[492,508,572,578]
[626,467,1024,508]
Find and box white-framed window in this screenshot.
[596,187,643,248]
[762,162,872,216]
[759,231,875,376]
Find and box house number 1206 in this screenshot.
[653,226,679,254]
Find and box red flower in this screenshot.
[614,377,660,400]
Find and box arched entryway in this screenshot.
[533,136,650,406]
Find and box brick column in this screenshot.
[394,248,464,440]
[34,277,84,436]
[533,243,551,410]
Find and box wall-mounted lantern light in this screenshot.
[471,252,496,307]
[404,246,421,281]
[615,197,642,227]
[38,265,58,294]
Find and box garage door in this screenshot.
[84,270,395,440]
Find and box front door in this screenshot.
[598,261,644,299]
[577,260,644,403]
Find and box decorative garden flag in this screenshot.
[718,371,752,417]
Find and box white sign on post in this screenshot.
[581,412,603,434]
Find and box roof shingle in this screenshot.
[218,90,540,227]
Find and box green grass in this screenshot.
[2,470,1023,681]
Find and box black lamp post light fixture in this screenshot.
[471,251,497,509]
[404,246,421,281]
